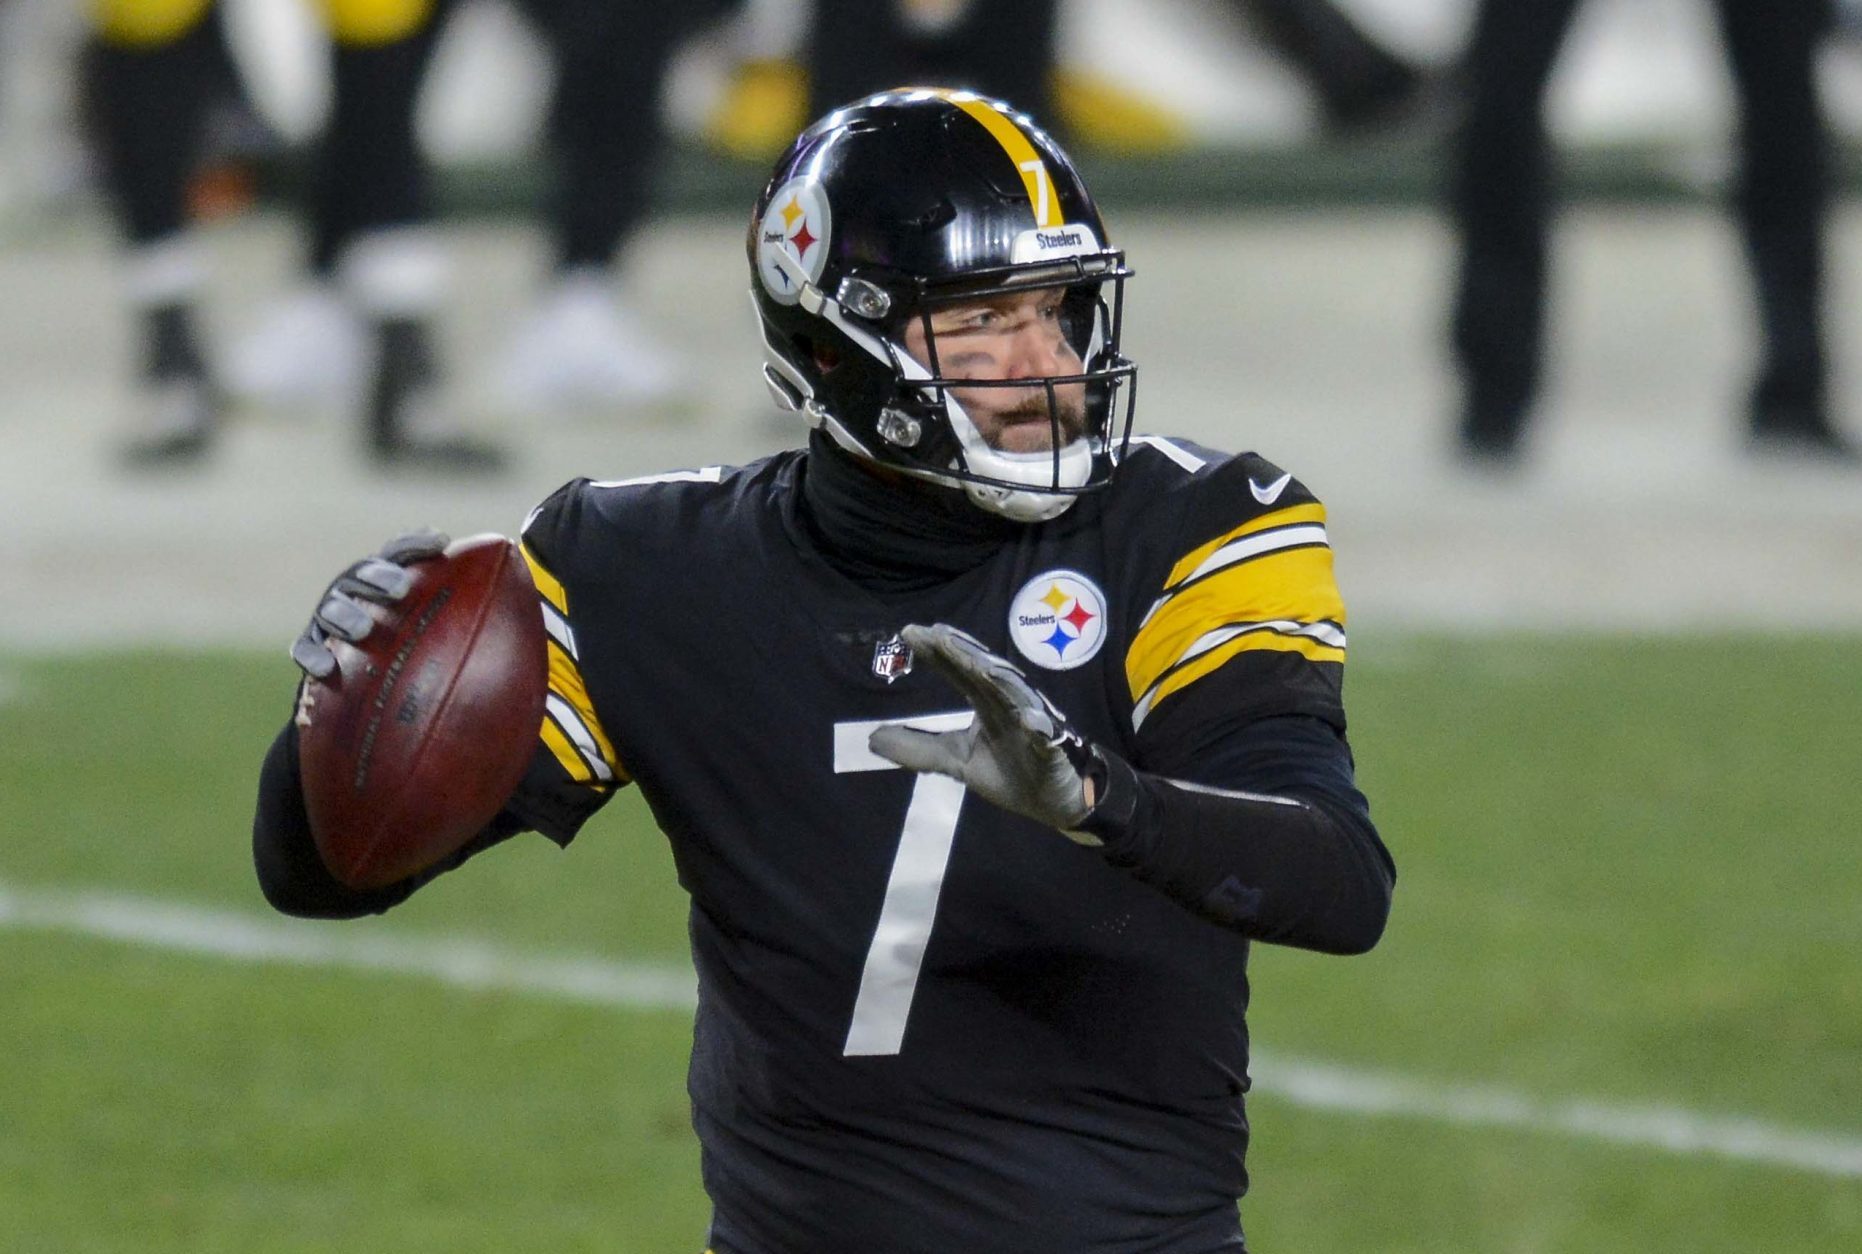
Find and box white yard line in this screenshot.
[1249,1052,1862,1181]
[0,881,697,1010]
[2,880,1858,1181]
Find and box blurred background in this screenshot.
[1,1,1858,1250]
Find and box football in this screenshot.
[297,534,547,890]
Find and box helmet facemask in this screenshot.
[799,255,1136,523]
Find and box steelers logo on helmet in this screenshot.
[756,175,833,306]
[1008,569,1108,671]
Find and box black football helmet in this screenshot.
[748,88,1136,522]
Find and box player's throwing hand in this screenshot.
[289,529,451,680]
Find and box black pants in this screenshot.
[313,0,692,276]
[1449,0,1833,442]
[90,0,687,277]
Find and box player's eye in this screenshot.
[934,309,992,335]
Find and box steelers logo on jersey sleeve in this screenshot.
[1009,570,1107,671]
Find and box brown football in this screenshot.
[297,534,547,890]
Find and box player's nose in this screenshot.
[999,321,1070,380]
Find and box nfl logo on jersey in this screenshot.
[872,635,913,683]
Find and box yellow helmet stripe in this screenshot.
[925,88,1063,228]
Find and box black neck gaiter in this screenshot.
[796,434,1022,593]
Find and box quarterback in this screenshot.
[255,89,1396,1252]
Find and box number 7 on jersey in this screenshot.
[833,712,973,1057]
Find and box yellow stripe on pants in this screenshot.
[320,0,436,47]
[92,0,214,47]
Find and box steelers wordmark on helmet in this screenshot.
[1009,570,1108,670]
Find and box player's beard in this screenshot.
[974,383,1089,454]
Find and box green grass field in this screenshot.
[2,638,1858,1252]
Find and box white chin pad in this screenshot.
[941,386,1091,484]
[959,439,1092,522]
[963,481,1080,523]
[965,438,1093,490]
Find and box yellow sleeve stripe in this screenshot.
[518,540,624,786]
[1162,502,1328,592]
[1133,630,1346,731]
[520,543,568,616]
[539,716,612,793]
[1128,543,1345,701]
[546,639,625,781]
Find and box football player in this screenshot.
[235,0,706,418]
[90,0,702,467]
[256,89,1396,1252]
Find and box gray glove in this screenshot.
[868,623,1103,838]
[290,529,450,680]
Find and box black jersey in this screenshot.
[508,438,1352,1254]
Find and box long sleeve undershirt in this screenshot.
[255,708,1392,953]
[1079,714,1393,954]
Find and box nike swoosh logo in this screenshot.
[1249,472,1292,505]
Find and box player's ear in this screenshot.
[809,338,841,373]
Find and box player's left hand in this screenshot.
[869,623,1103,840]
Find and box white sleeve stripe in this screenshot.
[1171,618,1348,665]
[1116,434,1206,473]
[1132,686,1163,732]
[1131,619,1348,731]
[540,603,577,659]
[587,466,724,489]
[1161,777,1306,807]
[1137,525,1333,631]
[545,695,615,782]
[1179,523,1329,588]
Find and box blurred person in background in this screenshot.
[807,0,1059,128]
[91,0,710,470]
[488,0,704,413]
[1227,0,1428,136]
[88,0,501,468]
[717,0,1427,168]
[808,0,1428,145]
[242,0,496,469]
[1449,0,1850,466]
[86,0,232,465]
[233,0,711,422]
